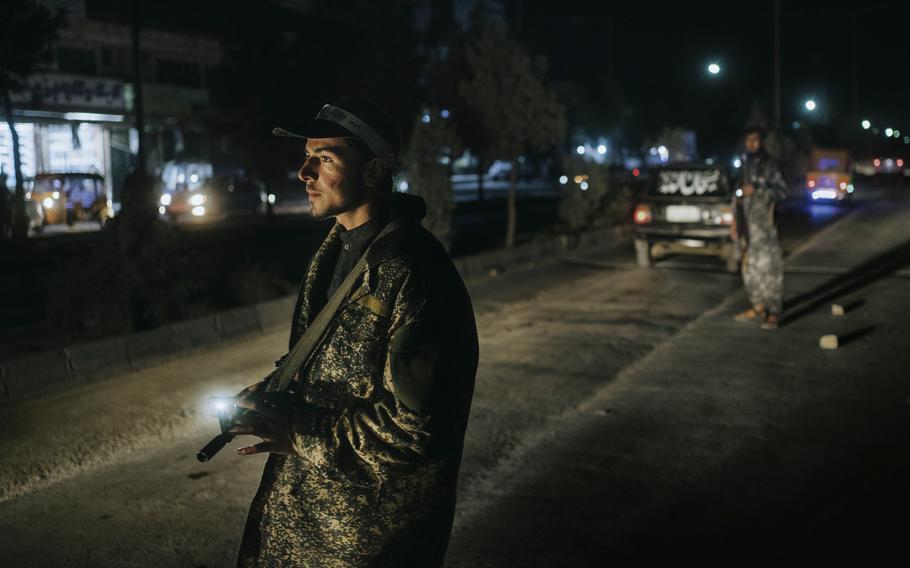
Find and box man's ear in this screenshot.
[363,157,388,189]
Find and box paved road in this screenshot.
[1,190,907,566]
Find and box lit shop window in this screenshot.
[0,123,37,187]
[46,123,105,174]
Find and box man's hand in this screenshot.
[742,183,755,197]
[235,378,268,401]
[227,397,295,456]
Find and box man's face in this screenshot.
[297,137,366,219]
[745,132,762,154]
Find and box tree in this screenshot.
[404,109,461,251]
[0,0,64,240]
[458,21,566,248]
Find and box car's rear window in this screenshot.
[650,168,727,198]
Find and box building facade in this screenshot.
[0,0,221,202]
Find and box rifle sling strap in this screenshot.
[268,220,398,393]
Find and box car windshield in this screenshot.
[33,176,102,206]
[812,155,848,173]
[649,168,727,197]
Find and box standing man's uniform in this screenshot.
[237,193,478,567]
[739,152,788,316]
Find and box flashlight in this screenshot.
[209,396,234,415]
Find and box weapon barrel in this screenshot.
[197,432,234,462]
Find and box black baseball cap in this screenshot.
[273,96,401,173]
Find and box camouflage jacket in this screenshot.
[741,152,789,206]
[238,194,479,568]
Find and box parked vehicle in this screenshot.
[805,148,854,202]
[632,163,737,271]
[159,176,267,222]
[26,172,112,228]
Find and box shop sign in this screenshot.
[11,73,125,111]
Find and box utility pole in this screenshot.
[131,0,147,175]
[773,0,781,129]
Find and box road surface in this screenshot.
[1,188,907,566]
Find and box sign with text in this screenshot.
[656,169,724,197]
[11,73,125,112]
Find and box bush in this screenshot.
[224,264,296,307]
[557,156,629,233]
[49,174,201,337]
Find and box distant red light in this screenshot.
[633,204,652,224]
[898,159,905,167]
[632,168,640,177]
[807,179,816,188]
[874,158,882,167]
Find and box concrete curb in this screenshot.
[0,224,630,404]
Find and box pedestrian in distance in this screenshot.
[229,97,479,568]
[732,127,788,330]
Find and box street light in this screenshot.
[861,119,871,130]
[804,99,817,111]
[707,62,721,75]
[885,127,894,137]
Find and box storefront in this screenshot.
[1,72,131,202]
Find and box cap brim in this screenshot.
[272,119,355,140]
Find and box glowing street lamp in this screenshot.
[804,99,817,112]
[885,127,894,137]
[707,62,721,75]
[861,119,871,130]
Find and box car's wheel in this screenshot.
[634,238,652,268]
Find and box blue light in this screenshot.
[421,113,431,124]
[440,109,450,119]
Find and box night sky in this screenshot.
[514,0,910,155]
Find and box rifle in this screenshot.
[196,219,401,463]
[197,390,292,462]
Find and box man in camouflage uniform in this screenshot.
[733,128,789,329]
[229,97,479,567]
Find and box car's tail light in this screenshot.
[633,204,652,224]
[807,179,816,188]
[898,159,905,167]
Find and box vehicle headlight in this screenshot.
[189,194,207,206]
[52,191,60,199]
[160,193,172,206]
[191,206,206,217]
[42,197,55,209]
[267,193,276,204]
